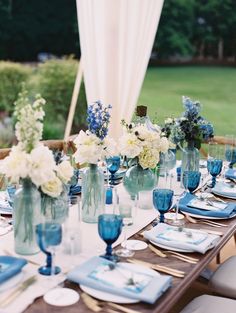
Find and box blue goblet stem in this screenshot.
[105,244,113,258]
[159,212,165,223]
[211,176,217,188]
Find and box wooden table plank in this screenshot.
[24,216,236,313]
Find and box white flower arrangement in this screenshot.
[119,122,169,169]
[1,86,73,198]
[73,101,117,164]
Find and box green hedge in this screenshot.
[0,62,31,112]
[36,58,87,139]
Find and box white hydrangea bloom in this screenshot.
[56,160,74,183]
[73,130,117,164]
[2,145,30,183]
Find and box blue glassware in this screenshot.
[207,159,223,188]
[36,223,62,275]
[153,189,174,223]
[225,148,236,168]
[183,171,201,193]
[106,156,121,186]
[98,214,123,262]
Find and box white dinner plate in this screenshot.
[149,240,194,253]
[0,272,23,293]
[122,240,148,251]
[212,189,236,200]
[182,211,236,220]
[80,263,159,304]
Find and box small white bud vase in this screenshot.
[13,179,42,255]
[81,164,105,223]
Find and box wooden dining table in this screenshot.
[23,213,236,313]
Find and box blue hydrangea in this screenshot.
[182,96,201,121]
[87,100,112,140]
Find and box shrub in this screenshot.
[0,62,31,113]
[36,57,87,139]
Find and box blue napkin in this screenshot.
[67,256,172,304]
[179,192,236,218]
[225,169,236,179]
[0,256,27,284]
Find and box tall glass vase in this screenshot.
[13,179,41,255]
[41,185,69,223]
[181,141,200,182]
[123,164,157,199]
[81,164,105,223]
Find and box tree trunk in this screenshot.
[218,38,224,60]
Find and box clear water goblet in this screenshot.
[115,200,135,258]
[225,135,236,169]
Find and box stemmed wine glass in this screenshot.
[225,135,236,169]
[36,222,62,275]
[182,171,201,194]
[207,143,223,188]
[153,189,174,223]
[98,214,123,262]
[115,198,135,258]
[106,156,121,186]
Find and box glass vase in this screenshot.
[181,142,200,183]
[123,164,157,199]
[13,179,41,255]
[81,164,105,223]
[41,185,69,223]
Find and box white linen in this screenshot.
[76,0,164,139]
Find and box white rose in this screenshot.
[29,145,56,187]
[41,176,63,198]
[56,161,74,183]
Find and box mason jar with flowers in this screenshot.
[73,101,117,223]
[166,96,214,175]
[119,121,169,199]
[1,86,62,255]
[41,159,73,223]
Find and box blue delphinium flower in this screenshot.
[87,100,112,140]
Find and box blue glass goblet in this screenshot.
[106,156,121,186]
[225,148,236,169]
[183,171,201,193]
[207,159,223,188]
[36,223,62,275]
[98,214,123,262]
[153,189,174,223]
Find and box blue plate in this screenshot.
[0,256,27,284]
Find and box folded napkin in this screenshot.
[67,256,172,304]
[144,223,219,254]
[225,168,236,179]
[212,181,236,199]
[0,256,27,284]
[179,192,236,218]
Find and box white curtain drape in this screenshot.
[76,0,164,139]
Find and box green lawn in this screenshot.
[138,66,236,136]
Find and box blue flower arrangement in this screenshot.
[163,96,214,149]
[87,100,112,140]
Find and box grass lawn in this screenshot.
[138,66,236,136]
